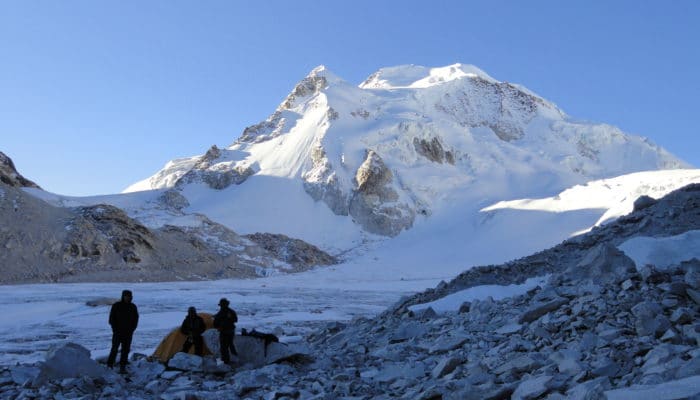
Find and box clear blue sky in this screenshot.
[1,1,698,196]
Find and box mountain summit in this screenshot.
[125,64,688,244]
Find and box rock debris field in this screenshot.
[1,185,700,399]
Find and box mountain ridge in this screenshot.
[124,63,688,243]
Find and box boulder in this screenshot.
[432,357,462,378]
[633,195,656,211]
[518,298,568,324]
[565,377,610,400]
[203,330,310,368]
[605,375,700,400]
[512,375,552,400]
[168,353,203,372]
[632,302,669,337]
[566,243,636,284]
[9,366,40,386]
[34,342,110,386]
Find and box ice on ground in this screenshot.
[408,275,549,314]
[618,230,700,270]
[0,274,425,365]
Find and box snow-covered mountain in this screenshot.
[125,63,688,252]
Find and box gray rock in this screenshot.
[9,366,40,386]
[670,307,692,324]
[578,332,600,352]
[549,349,583,376]
[144,379,167,394]
[684,262,700,289]
[632,302,668,337]
[390,322,427,343]
[565,377,610,400]
[428,335,469,354]
[161,370,182,380]
[415,307,438,320]
[633,195,657,211]
[168,353,203,372]
[495,323,522,335]
[604,375,700,400]
[683,324,700,345]
[512,375,552,400]
[158,189,190,210]
[621,279,635,290]
[372,362,426,383]
[519,298,568,324]
[674,356,700,380]
[590,357,620,378]
[566,243,636,284]
[35,342,109,386]
[493,354,543,375]
[348,150,416,237]
[432,357,462,379]
[660,328,682,344]
[687,288,700,305]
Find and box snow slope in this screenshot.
[123,63,688,251]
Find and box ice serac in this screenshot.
[125,63,690,241]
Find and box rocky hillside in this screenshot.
[0,151,39,188]
[2,185,698,399]
[0,153,336,284]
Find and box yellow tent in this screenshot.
[152,313,215,363]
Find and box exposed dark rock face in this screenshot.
[349,150,415,236]
[244,232,337,272]
[175,145,256,190]
[158,189,190,211]
[413,137,455,164]
[0,151,39,188]
[65,204,154,264]
[302,145,350,216]
[434,77,547,142]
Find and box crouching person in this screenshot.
[180,306,206,356]
[214,298,238,364]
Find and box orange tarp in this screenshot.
[152,313,215,363]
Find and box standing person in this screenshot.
[180,306,206,356]
[213,298,238,364]
[107,290,139,374]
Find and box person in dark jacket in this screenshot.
[107,290,139,373]
[213,298,238,364]
[180,306,206,356]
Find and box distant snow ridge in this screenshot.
[125,63,689,238]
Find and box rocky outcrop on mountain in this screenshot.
[239,70,329,144]
[174,145,256,190]
[413,137,455,164]
[0,181,335,284]
[158,189,190,211]
[0,151,39,188]
[435,76,545,142]
[303,144,349,216]
[304,148,418,236]
[244,232,337,272]
[349,150,416,236]
[65,204,154,264]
